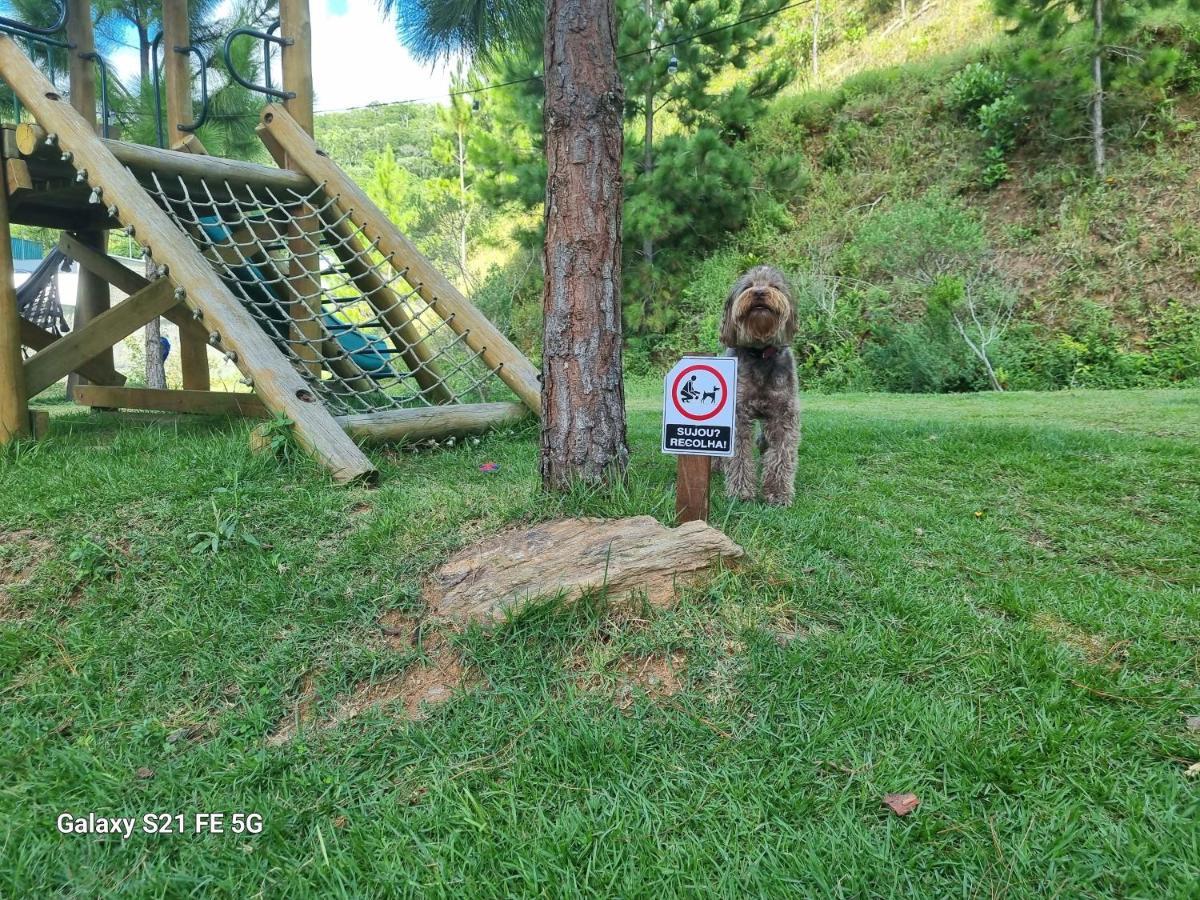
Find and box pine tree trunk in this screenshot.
[457,121,469,282]
[1091,0,1106,176]
[144,255,166,389]
[812,4,820,80]
[541,0,629,490]
[144,318,166,389]
[643,0,655,265]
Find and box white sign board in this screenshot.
[662,356,738,457]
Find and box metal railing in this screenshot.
[150,32,212,148]
[0,2,116,137]
[0,1,71,49]
[222,20,294,101]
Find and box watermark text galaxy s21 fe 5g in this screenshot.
[56,812,264,839]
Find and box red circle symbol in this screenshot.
[671,364,729,421]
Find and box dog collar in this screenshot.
[747,346,782,359]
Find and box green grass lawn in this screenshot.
[2,385,1198,897]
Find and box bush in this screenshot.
[841,193,987,284]
[1145,301,1200,382]
[947,63,1010,118]
[863,312,986,393]
[977,92,1027,152]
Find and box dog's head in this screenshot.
[719,265,796,349]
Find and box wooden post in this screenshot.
[0,35,376,482]
[162,0,211,391]
[0,170,28,443]
[279,0,315,140]
[675,455,711,524]
[66,0,112,400]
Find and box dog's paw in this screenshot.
[762,489,794,508]
[725,483,756,502]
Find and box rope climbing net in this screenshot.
[140,170,509,416]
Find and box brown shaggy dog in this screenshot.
[718,265,800,506]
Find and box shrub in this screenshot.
[977,92,1027,152]
[841,193,987,285]
[1145,301,1200,382]
[947,63,1010,119]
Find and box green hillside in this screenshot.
[316,0,1200,394]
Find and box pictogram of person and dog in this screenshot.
[678,374,720,405]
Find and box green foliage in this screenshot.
[1144,300,1200,382]
[993,0,1198,168]
[188,497,265,555]
[466,0,795,338]
[947,62,1012,116]
[68,538,120,585]
[841,193,988,284]
[316,104,440,186]
[945,61,1026,186]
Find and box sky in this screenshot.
[107,0,452,113]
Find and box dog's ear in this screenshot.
[719,280,742,348]
[776,273,797,346]
[781,292,798,346]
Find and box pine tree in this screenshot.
[994,0,1198,175]
[469,0,795,333]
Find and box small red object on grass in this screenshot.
[479,462,500,474]
[882,793,920,816]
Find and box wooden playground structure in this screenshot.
[0,0,541,482]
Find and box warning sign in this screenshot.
[662,356,738,457]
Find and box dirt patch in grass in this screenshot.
[1026,529,1063,555]
[267,653,476,746]
[1033,612,1127,669]
[266,671,321,746]
[573,650,689,711]
[375,610,448,653]
[0,530,52,618]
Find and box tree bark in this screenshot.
[812,4,820,80]
[137,13,167,389]
[1091,0,1106,176]
[642,0,655,265]
[540,0,629,490]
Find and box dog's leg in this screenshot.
[724,407,757,501]
[760,408,799,507]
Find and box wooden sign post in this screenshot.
[663,356,738,524]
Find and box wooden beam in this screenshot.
[262,105,543,415]
[0,171,27,442]
[0,36,376,483]
[67,0,97,126]
[160,0,211,392]
[73,385,268,417]
[15,123,316,196]
[280,0,315,139]
[58,232,208,376]
[23,279,176,397]
[336,402,530,445]
[28,408,49,438]
[163,0,192,141]
[60,231,145,295]
[65,3,111,399]
[675,455,711,524]
[5,158,32,197]
[18,318,126,386]
[172,132,208,156]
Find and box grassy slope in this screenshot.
[2,386,1198,896]
[753,1,1200,334]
